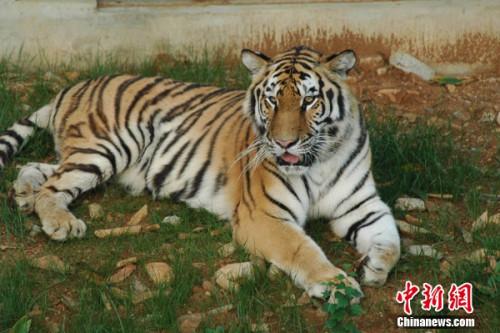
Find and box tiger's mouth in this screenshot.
[277,152,304,166]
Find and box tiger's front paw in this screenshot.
[307,273,363,304]
[41,213,87,241]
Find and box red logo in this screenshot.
[396,281,473,314]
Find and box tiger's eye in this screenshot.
[267,96,276,104]
[304,96,315,104]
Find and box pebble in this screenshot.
[376,67,388,76]
[126,204,148,226]
[145,262,174,285]
[496,112,500,126]
[396,220,431,236]
[389,51,436,81]
[395,197,426,211]
[115,257,137,269]
[479,111,496,123]
[214,262,254,291]
[31,255,73,274]
[472,211,500,231]
[178,233,189,240]
[446,84,456,93]
[405,245,443,259]
[108,264,136,284]
[161,215,182,226]
[218,242,236,257]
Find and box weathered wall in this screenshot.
[1,0,499,73]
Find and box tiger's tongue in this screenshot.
[281,152,300,164]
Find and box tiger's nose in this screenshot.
[275,139,294,148]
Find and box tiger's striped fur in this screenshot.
[0,47,400,300]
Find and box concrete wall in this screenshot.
[1,0,499,73]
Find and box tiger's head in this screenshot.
[242,46,357,175]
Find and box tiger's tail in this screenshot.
[0,104,53,169]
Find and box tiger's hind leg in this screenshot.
[12,163,59,213]
[330,199,400,287]
[34,154,114,241]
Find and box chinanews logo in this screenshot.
[395,280,476,329]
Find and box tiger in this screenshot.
[0,46,400,302]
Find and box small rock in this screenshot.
[376,67,388,76]
[397,220,431,236]
[472,211,500,231]
[214,262,255,290]
[404,214,422,225]
[402,238,416,247]
[116,257,137,269]
[161,215,181,226]
[496,112,500,126]
[218,242,236,257]
[88,203,104,219]
[405,245,443,259]
[192,262,206,269]
[192,226,205,233]
[461,228,473,243]
[452,111,471,122]
[427,193,454,200]
[480,111,496,123]
[126,204,148,226]
[178,313,203,333]
[446,84,456,93]
[145,262,174,284]
[377,88,400,103]
[31,255,73,274]
[389,51,436,81]
[359,54,385,70]
[108,264,136,284]
[395,197,426,211]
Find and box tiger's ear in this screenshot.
[322,50,357,78]
[241,49,271,75]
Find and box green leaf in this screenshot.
[435,76,463,86]
[9,315,31,333]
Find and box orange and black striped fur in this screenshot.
[0,47,400,301]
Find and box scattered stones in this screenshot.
[178,305,233,333]
[132,276,149,293]
[88,203,104,219]
[161,215,181,226]
[218,242,236,257]
[404,214,422,225]
[192,226,205,233]
[0,244,16,251]
[472,211,500,231]
[479,111,496,123]
[108,264,136,284]
[214,261,255,290]
[376,67,388,76]
[445,84,456,93]
[395,197,426,211]
[145,262,174,285]
[389,51,436,81]
[178,313,202,333]
[428,193,453,200]
[31,255,73,274]
[359,54,385,70]
[396,220,431,236]
[377,88,400,103]
[464,248,500,263]
[452,110,471,122]
[126,204,148,226]
[115,257,137,269]
[405,245,443,259]
[94,224,160,238]
[192,262,206,269]
[461,228,473,244]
